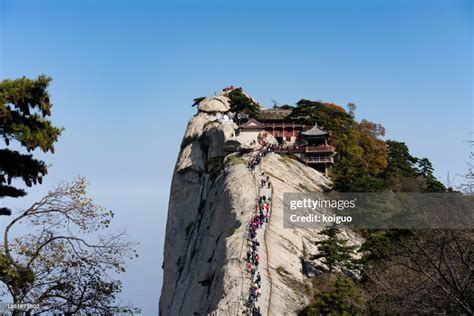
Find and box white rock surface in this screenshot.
[198,96,231,113]
[182,112,215,147]
[260,154,362,314]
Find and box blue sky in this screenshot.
[0,0,472,314]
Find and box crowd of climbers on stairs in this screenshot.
[247,144,271,171]
[244,143,272,316]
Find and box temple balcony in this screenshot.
[272,146,305,153]
[263,122,304,128]
[305,145,335,153]
[305,156,334,163]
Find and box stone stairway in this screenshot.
[251,161,273,316]
[238,146,274,316]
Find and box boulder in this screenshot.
[302,260,326,278]
[198,96,231,113]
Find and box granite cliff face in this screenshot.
[159,93,361,315]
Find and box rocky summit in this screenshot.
[159,90,361,316]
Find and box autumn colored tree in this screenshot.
[357,119,388,176]
[291,100,357,149]
[0,76,62,215]
[290,100,389,191]
[288,99,447,193]
[0,178,138,314]
[291,100,361,188]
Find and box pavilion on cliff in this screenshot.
[237,109,336,177]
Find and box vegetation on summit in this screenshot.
[227,89,261,120]
[287,99,447,193]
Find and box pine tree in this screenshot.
[227,89,261,119]
[415,157,446,192]
[0,75,62,215]
[311,225,358,273]
[298,274,366,316]
[385,140,418,178]
[315,274,365,315]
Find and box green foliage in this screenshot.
[0,149,46,188]
[0,75,62,151]
[288,100,445,193]
[0,75,63,214]
[226,155,247,166]
[192,96,206,106]
[346,102,357,118]
[385,140,418,178]
[208,156,224,179]
[292,100,356,146]
[0,252,35,290]
[385,141,446,192]
[289,98,450,315]
[227,89,261,119]
[301,224,367,315]
[290,100,387,192]
[311,225,358,273]
[415,157,446,192]
[227,226,236,236]
[357,230,400,265]
[299,274,366,316]
[226,221,242,236]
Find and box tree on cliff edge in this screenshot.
[311,225,358,273]
[0,75,62,215]
[0,178,139,314]
[227,89,261,119]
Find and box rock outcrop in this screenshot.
[197,96,231,113]
[159,91,362,315]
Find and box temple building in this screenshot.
[237,109,336,177]
[239,118,266,139]
[260,109,303,144]
[299,124,336,176]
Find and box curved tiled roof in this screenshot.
[301,124,328,137]
[240,118,265,129]
[260,109,292,120]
